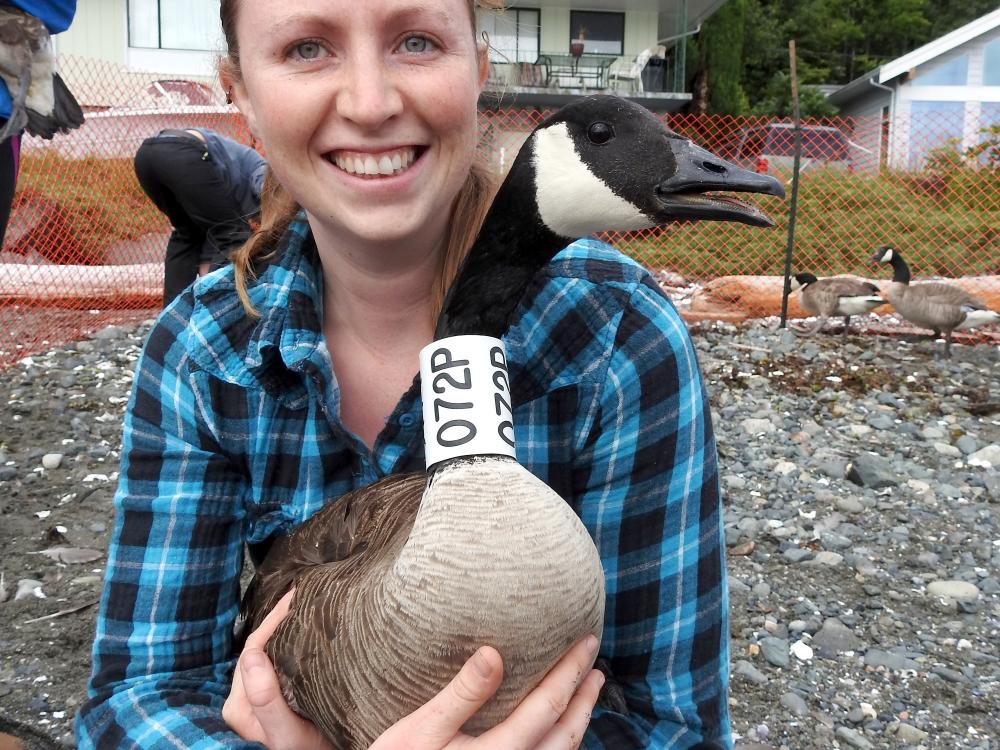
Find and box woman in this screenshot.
[76,0,731,748]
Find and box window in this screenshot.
[478,8,540,63]
[128,0,223,51]
[984,37,1000,86]
[909,100,964,168]
[912,54,968,86]
[569,11,624,56]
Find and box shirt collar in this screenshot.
[244,213,328,373]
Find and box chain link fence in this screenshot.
[1,56,997,367]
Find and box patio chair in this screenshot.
[607,45,665,93]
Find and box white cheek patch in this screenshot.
[881,248,894,262]
[532,123,655,237]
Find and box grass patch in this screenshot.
[610,167,1000,279]
[13,154,166,263]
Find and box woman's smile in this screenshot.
[328,146,422,178]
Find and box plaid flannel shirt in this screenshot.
[76,216,731,749]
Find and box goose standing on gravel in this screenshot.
[872,245,1000,357]
[240,95,784,749]
[789,272,885,336]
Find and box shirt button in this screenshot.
[399,414,416,428]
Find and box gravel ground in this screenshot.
[0,316,998,749]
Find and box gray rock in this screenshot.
[845,453,897,489]
[968,444,1000,467]
[812,617,864,653]
[864,649,919,672]
[955,435,979,455]
[733,660,768,685]
[894,722,929,744]
[759,636,790,668]
[835,726,873,749]
[779,691,808,716]
[783,548,815,563]
[931,665,969,683]
[933,442,962,458]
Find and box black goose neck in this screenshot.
[434,154,566,340]
[889,252,910,285]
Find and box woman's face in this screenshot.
[229,0,486,252]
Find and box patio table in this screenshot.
[535,53,617,88]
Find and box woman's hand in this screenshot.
[371,635,604,750]
[223,589,334,750]
[224,588,604,750]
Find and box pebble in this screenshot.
[780,691,808,716]
[759,637,790,668]
[812,617,864,653]
[41,453,64,470]
[733,660,768,686]
[835,726,873,749]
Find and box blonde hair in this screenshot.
[219,0,503,319]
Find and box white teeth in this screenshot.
[332,147,417,177]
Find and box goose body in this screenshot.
[242,95,784,747]
[873,245,1000,356]
[790,272,885,335]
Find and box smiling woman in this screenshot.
[75,0,736,748]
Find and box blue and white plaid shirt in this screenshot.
[76,216,731,749]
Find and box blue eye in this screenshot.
[401,36,434,53]
[292,41,325,60]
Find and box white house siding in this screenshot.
[838,87,891,171]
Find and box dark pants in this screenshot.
[134,131,252,305]
[0,132,21,250]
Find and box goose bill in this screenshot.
[653,139,786,227]
[662,190,777,227]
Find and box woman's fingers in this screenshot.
[373,646,504,749]
[476,635,601,750]
[535,669,604,750]
[244,588,296,650]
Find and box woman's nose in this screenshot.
[336,59,403,129]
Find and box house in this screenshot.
[55,1,729,112]
[828,7,1000,170]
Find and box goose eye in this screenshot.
[587,122,614,145]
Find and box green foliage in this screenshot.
[750,72,839,117]
[693,0,993,116]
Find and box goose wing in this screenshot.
[804,278,879,316]
[240,472,426,639]
[910,281,987,310]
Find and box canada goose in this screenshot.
[789,272,885,336]
[241,95,784,747]
[872,245,1000,357]
[0,6,84,141]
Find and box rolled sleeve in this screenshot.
[578,277,731,749]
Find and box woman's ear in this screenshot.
[220,62,258,135]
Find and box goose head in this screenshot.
[530,95,785,237]
[438,95,785,339]
[872,245,899,264]
[790,272,818,292]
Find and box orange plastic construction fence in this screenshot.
[1,55,997,367]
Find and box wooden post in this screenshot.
[779,39,804,329]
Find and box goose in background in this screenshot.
[872,245,1000,357]
[789,272,885,336]
[241,95,784,748]
[0,6,84,141]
